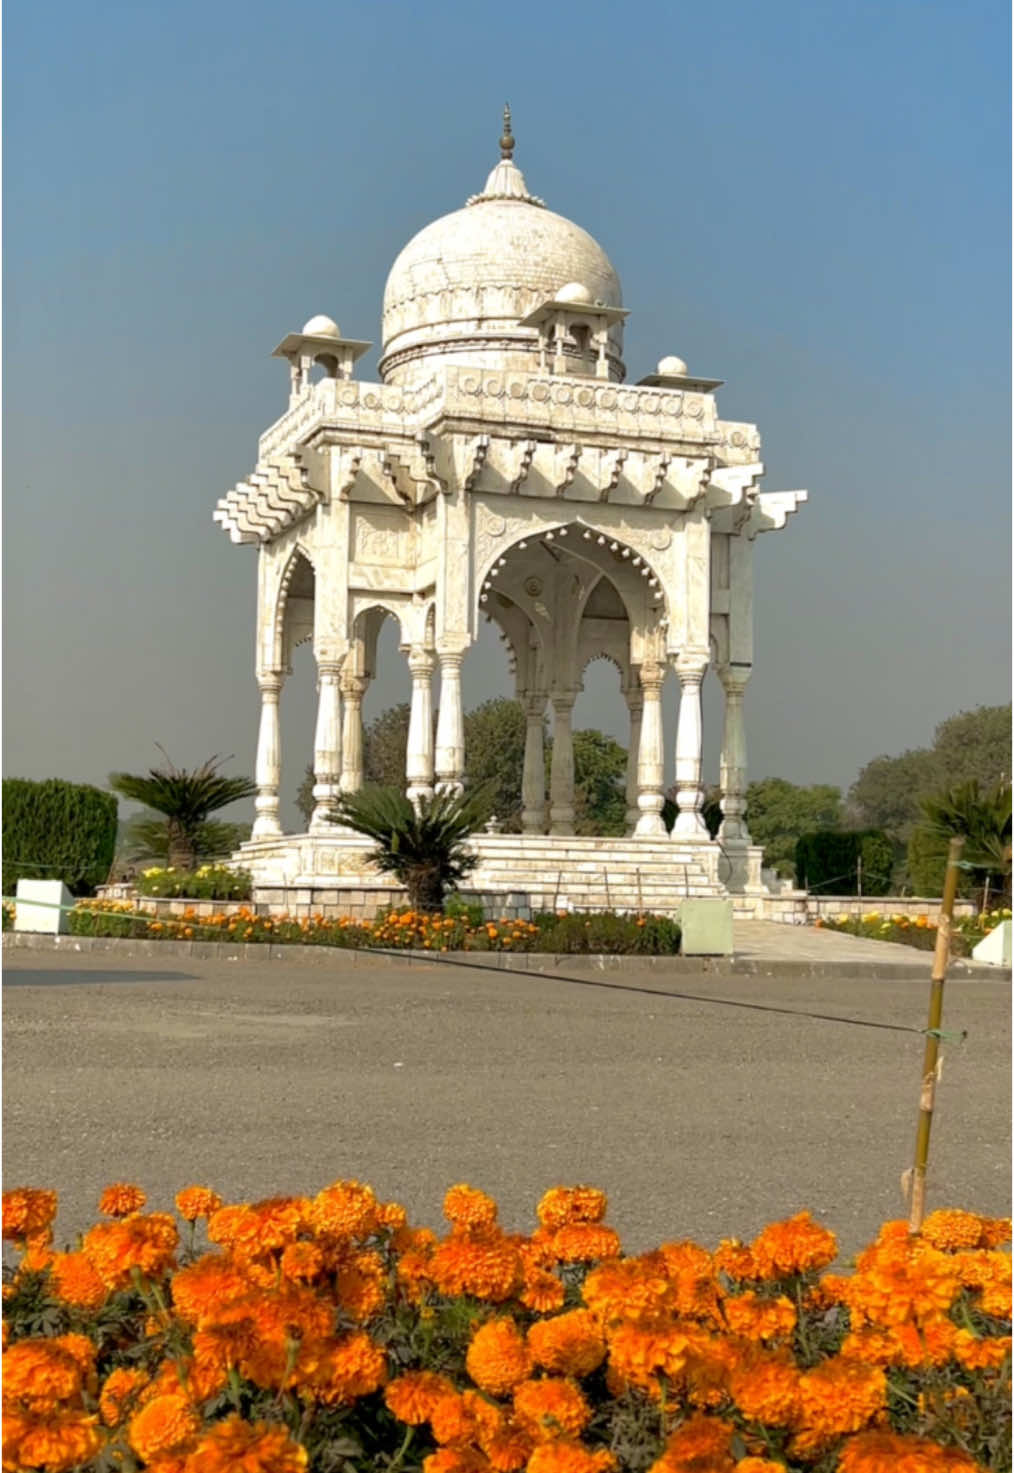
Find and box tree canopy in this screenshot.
[109,753,255,872]
[744,778,842,876]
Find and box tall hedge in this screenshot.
[794,829,894,896]
[2,779,118,897]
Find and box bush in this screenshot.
[795,829,893,895]
[135,865,252,900]
[2,779,118,897]
[815,908,1011,957]
[3,1183,1010,1473]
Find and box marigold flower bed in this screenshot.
[64,901,682,955]
[3,1184,1010,1472]
[813,910,1011,958]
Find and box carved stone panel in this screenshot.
[351,506,413,567]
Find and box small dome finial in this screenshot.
[499,103,514,160]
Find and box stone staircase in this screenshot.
[467,834,724,916]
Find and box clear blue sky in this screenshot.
[4,0,1010,826]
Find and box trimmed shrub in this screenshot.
[795,829,893,895]
[2,779,117,897]
[136,865,252,900]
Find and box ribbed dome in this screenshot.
[379,155,624,387]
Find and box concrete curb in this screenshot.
[4,931,1009,981]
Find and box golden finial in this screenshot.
[499,103,514,160]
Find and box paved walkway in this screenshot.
[734,920,928,964]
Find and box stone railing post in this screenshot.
[718,664,752,844]
[252,674,284,838]
[521,691,547,833]
[338,672,366,794]
[405,646,436,808]
[672,651,710,839]
[548,689,577,835]
[309,661,343,833]
[434,651,466,796]
[624,687,643,835]
[634,661,666,836]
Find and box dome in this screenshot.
[556,281,596,305]
[380,142,623,386]
[302,314,341,337]
[657,355,688,376]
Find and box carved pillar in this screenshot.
[252,674,283,838]
[434,651,465,796]
[672,651,710,839]
[634,661,666,836]
[548,689,576,835]
[521,691,547,834]
[309,661,343,832]
[718,664,752,844]
[339,672,366,794]
[405,646,436,807]
[624,687,643,835]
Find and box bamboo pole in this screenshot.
[908,835,964,1234]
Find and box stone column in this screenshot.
[338,672,366,794]
[405,646,436,807]
[634,661,666,836]
[309,661,343,833]
[624,688,643,835]
[718,665,752,844]
[672,652,710,839]
[521,691,547,833]
[434,651,465,796]
[252,674,283,838]
[548,689,576,835]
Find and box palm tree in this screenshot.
[109,751,256,872]
[331,785,492,913]
[918,779,1012,910]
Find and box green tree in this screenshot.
[331,785,491,912]
[115,816,251,873]
[573,729,628,836]
[745,778,842,878]
[108,753,255,872]
[462,699,527,830]
[848,704,1011,844]
[2,779,118,897]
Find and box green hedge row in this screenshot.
[795,829,894,896]
[2,779,118,897]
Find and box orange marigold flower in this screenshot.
[99,1367,149,1427]
[4,1409,103,1473]
[3,1188,58,1240]
[953,1329,1013,1370]
[205,1203,262,1254]
[978,1275,1013,1319]
[385,1371,459,1425]
[127,1392,201,1461]
[483,1422,533,1471]
[537,1187,608,1230]
[727,1355,802,1426]
[430,1391,479,1445]
[99,1182,147,1217]
[846,1241,959,1326]
[467,1317,533,1396]
[294,1330,387,1405]
[920,1208,994,1252]
[653,1414,736,1472]
[335,1248,386,1320]
[182,1414,308,1471]
[310,1180,379,1238]
[749,1211,837,1279]
[170,1253,251,1326]
[654,1242,723,1321]
[174,1185,224,1222]
[713,1239,758,1282]
[792,1358,886,1452]
[377,1199,409,1231]
[979,1215,1013,1248]
[430,1231,523,1303]
[526,1441,615,1473]
[551,1224,621,1264]
[280,1241,325,1283]
[444,1184,499,1231]
[2,1338,89,1412]
[722,1291,796,1342]
[583,1258,675,1325]
[836,1428,981,1472]
[248,1195,308,1250]
[606,1322,691,1391]
[521,1268,567,1314]
[513,1377,591,1442]
[734,1462,786,1472]
[82,1212,179,1290]
[422,1450,491,1473]
[528,1310,606,1379]
[47,1251,107,1311]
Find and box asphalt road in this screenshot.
[3,949,1010,1263]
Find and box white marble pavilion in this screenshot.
[214,112,807,912]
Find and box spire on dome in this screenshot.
[467,106,545,208]
[499,103,514,160]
